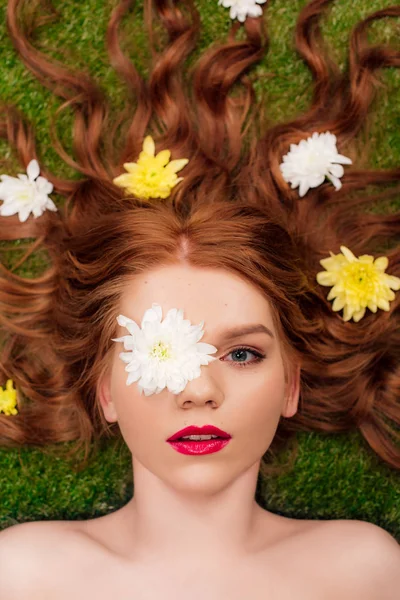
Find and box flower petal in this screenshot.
[143,136,155,157]
[377,298,390,311]
[18,207,32,223]
[316,271,336,286]
[385,274,400,290]
[340,246,356,262]
[299,179,310,197]
[343,305,355,321]
[32,205,44,218]
[327,173,342,191]
[122,163,139,174]
[113,173,135,187]
[196,342,218,355]
[352,308,366,322]
[165,158,189,174]
[0,203,20,217]
[332,296,346,312]
[46,200,58,212]
[155,150,171,167]
[36,176,54,194]
[335,154,353,165]
[328,163,344,178]
[373,256,389,272]
[27,159,40,181]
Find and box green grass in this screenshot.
[0,0,399,541]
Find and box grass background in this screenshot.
[0,0,399,541]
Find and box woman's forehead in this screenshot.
[118,265,274,329]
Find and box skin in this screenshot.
[98,264,301,566]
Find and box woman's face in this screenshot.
[99,264,300,491]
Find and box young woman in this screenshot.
[0,0,399,598]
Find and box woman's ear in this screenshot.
[98,370,118,423]
[282,363,301,419]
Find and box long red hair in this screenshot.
[0,0,399,476]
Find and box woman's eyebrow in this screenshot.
[215,324,275,342]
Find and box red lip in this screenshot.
[167,424,231,442]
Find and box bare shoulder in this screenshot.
[318,519,400,600]
[0,518,84,551]
[0,520,86,599]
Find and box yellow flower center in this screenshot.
[344,263,377,295]
[17,189,33,204]
[150,340,172,361]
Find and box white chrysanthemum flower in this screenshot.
[218,0,267,22]
[0,159,57,223]
[112,303,218,396]
[279,131,353,198]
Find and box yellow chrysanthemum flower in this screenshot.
[0,379,18,416]
[113,135,189,199]
[316,245,400,322]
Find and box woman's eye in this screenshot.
[222,347,266,368]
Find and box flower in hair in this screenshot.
[0,379,18,416]
[316,246,400,322]
[112,303,218,396]
[279,132,352,197]
[218,0,267,22]
[113,136,189,200]
[0,159,57,223]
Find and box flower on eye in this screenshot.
[218,0,267,22]
[0,159,57,223]
[316,245,400,322]
[279,131,352,198]
[0,379,18,416]
[113,136,189,200]
[112,303,218,396]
